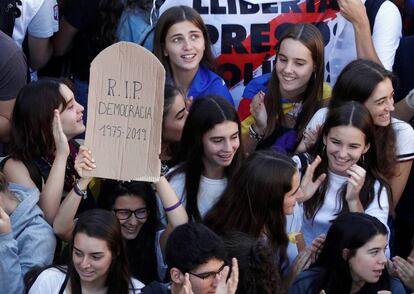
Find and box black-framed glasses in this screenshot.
[113,208,148,220]
[188,263,226,280]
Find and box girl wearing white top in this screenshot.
[167,95,243,222]
[298,59,414,209]
[28,209,144,294]
[297,102,390,247]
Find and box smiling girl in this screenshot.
[1,78,88,225]
[289,213,405,294]
[154,6,234,105]
[161,84,188,174]
[204,150,303,267]
[299,59,414,209]
[238,23,330,155]
[53,152,188,284]
[166,95,243,222]
[28,209,144,294]
[297,102,390,247]
[204,149,326,285]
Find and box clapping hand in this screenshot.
[392,256,414,291]
[298,156,326,203]
[250,91,267,135]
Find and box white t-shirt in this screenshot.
[293,155,390,255]
[28,267,144,293]
[12,0,59,47]
[159,172,227,223]
[306,107,414,161]
[324,0,402,85]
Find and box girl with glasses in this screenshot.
[53,149,188,284]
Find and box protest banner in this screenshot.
[83,42,165,181]
[159,0,343,106]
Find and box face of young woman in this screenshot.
[187,258,225,294]
[163,93,188,143]
[113,195,148,240]
[348,234,388,284]
[283,170,301,215]
[163,20,205,77]
[363,78,395,127]
[276,38,315,99]
[202,121,240,173]
[323,125,370,176]
[59,84,85,139]
[72,232,113,286]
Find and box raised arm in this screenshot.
[338,0,381,64]
[53,146,95,240]
[156,176,188,255]
[241,91,267,156]
[338,0,401,69]
[3,110,69,224]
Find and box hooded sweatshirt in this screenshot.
[0,183,56,294]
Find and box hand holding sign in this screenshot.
[85,42,165,181]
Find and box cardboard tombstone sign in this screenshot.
[83,42,165,181]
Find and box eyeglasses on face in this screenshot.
[113,208,148,220]
[188,263,226,280]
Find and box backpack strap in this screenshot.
[23,160,44,191]
[58,271,70,294]
[364,0,385,34]
[140,25,156,46]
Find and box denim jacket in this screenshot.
[0,183,56,294]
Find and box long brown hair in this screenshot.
[68,209,135,294]
[264,23,325,142]
[329,59,396,179]
[169,95,243,222]
[154,5,216,77]
[204,150,296,268]
[9,78,68,161]
[304,102,391,220]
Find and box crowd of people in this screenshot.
[1,0,414,293]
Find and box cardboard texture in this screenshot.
[84,42,165,181]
